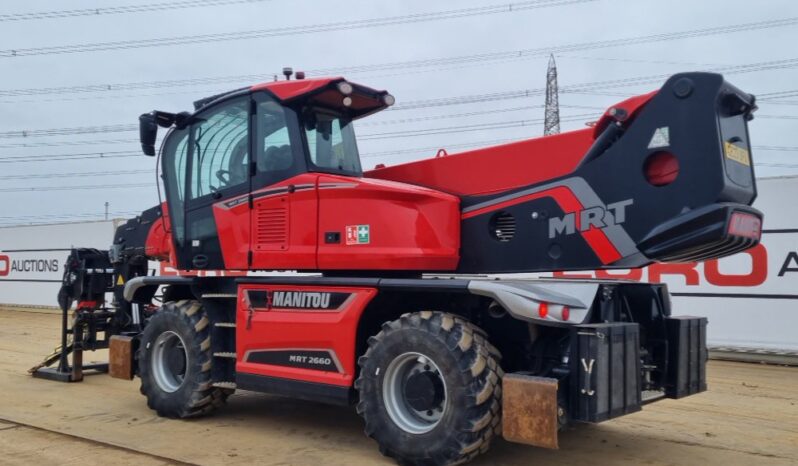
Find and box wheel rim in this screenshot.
[151,331,188,393]
[382,352,447,434]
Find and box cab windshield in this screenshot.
[303,111,362,175]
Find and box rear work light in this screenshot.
[727,212,762,239]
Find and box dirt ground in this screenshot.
[0,308,796,466]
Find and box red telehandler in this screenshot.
[35,69,762,465]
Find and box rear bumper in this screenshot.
[638,203,762,262]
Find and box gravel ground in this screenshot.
[1,307,796,466]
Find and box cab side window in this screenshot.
[162,127,189,246]
[189,98,249,200]
[254,96,304,186]
[305,113,361,174]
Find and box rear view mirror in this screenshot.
[139,112,158,156]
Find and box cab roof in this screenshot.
[252,77,394,120]
[251,77,343,101]
[193,77,393,120]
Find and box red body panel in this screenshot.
[250,174,319,270]
[212,173,460,272]
[213,174,320,270]
[213,196,251,270]
[365,128,595,196]
[144,202,174,263]
[316,174,460,270]
[251,78,340,101]
[236,284,377,387]
[364,92,660,197]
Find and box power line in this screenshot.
[359,114,596,141]
[757,162,798,168]
[758,89,798,100]
[1,107,797,164]
[5,56,797,141]
[0,211,144,227]
[3,140,796,190]
[0,150,140,163]
[758,100,798,106]
[0,169,150,180]
[0,124,137,139]
[0,183,151,193]
[0,105,548,138]
[1,15,796,96]
[756,114,798,120]
[0,0,272,22]
[384,58,798,110]
[1,67,797,165]
[358,105,545,126]
[0,0,593,58]
[754,145,798,151]
[0,211,140,220]
[0,138,136,149]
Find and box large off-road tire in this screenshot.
[137,300,229,418]
[355,311,503,466]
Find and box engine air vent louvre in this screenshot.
[489,211,516,242]
[255,205,288,250]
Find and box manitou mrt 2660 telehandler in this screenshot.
[44,70,762,465]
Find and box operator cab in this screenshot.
[138,76,401,271]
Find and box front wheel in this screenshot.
[355,312,503,466]
[137,300,230,418]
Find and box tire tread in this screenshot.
[137,300,232,418]
[356,311,502,466]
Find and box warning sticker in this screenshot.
[724,141,751,166]
[647,126,670,149]
[345,225,370,245]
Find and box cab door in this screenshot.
[249,92,317,270]
[182,96,251,270]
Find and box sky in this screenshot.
[0,0,796,226]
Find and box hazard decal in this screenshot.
[345,225,370,245]
[647,126,670,149]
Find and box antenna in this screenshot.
[543,54,560,136]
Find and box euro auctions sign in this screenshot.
[553,239,797,297]
[542,229,798,351]
[0,220,122,306]
[0,250,63,281]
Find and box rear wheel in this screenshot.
[356,311,503,466]
[138,300,230,418]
